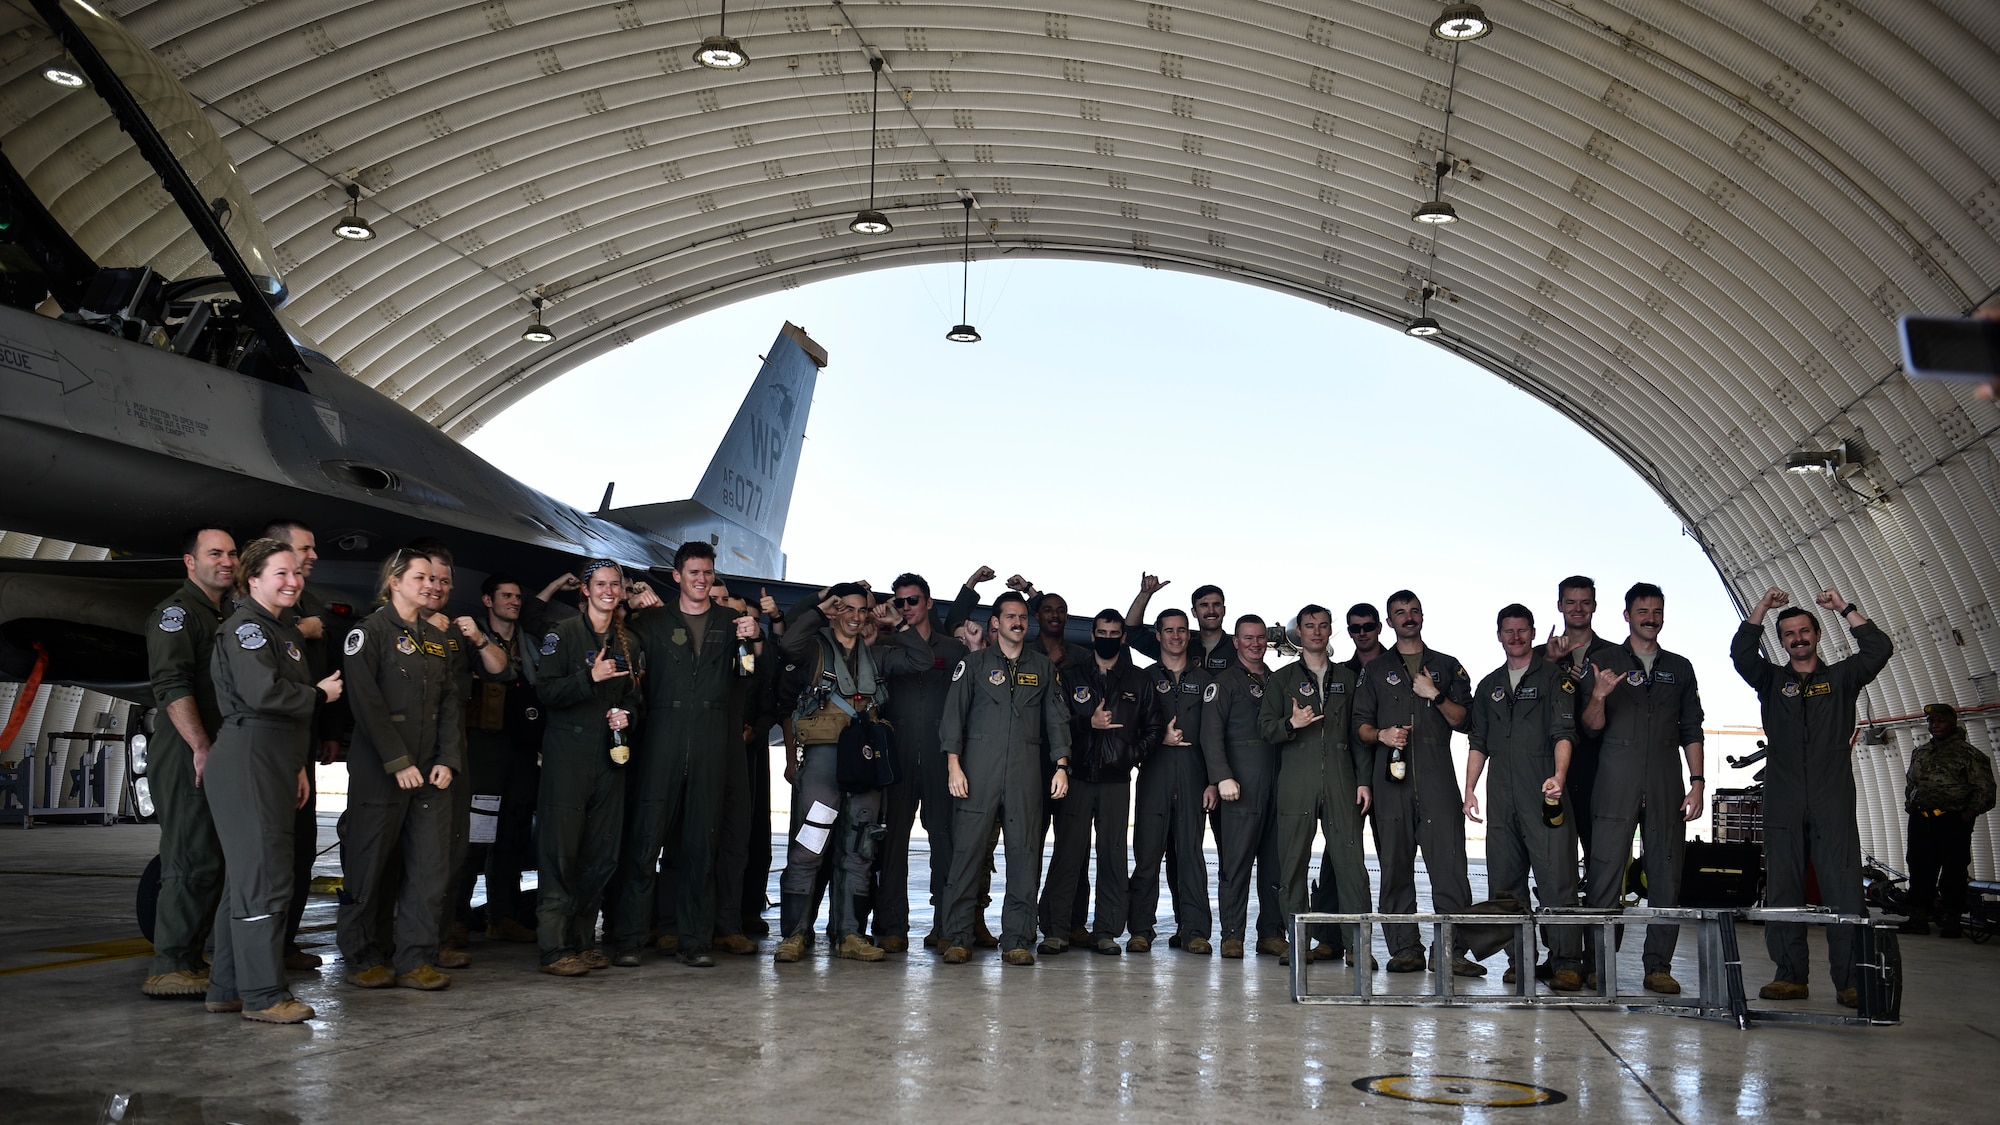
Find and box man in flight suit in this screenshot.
[1464,604,1584,990]
[616,542,759,967]
[936,592,1073,965]
[1538,577,1618,878]
[142,527,237,998]
[1203,616,1286,959]
[878,572,969,953]
[1043,612,1161,956]
[1355,590,1480,977]
[1128,609,1217,954]
[1580,582,1706,996]
[1259,605,1371,967]
[1732,586,1892,1006]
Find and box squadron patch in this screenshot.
[1202,683,1219,704]
[235,622,268,651]
[1248,683,1264,699]
[157,606,186,634]
[1299,681,1314,697]
[988,669,1006,686]
[1491,688,1507,702]
[284,641,303,662]
[396,634,419,656]
[1074,686,1092,704]
[539,631,560,657]
[1626,670,1646,686]
[1385,672,1402,686]
[344,628,365,657]
[952,659,967,682]
[524,707,540,721]
[1155,678,1172,694]
[1782,681,1801,698]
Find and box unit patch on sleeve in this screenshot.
[344,628,365,656]
[157,606,186,634]
[1202,683,1218,703]
[952,659,966,682]
[539,631,560,657]
[235,622,267,651]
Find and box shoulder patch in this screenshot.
[1202,682,1218,703]
[539,631,560,657]
[343,628,365,656]
[952,659,967,682]
[157,606,186,634]
[235,622,267,651]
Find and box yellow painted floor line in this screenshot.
[0,936,153,977]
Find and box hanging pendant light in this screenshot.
[850,55,892,235]
[1407,285,1442,337]
[1431,4,1493,41]
[945,197,981,343]
[42,56,86,88]
[521,293,555,344]
[331,182,375,241]
[695,1,748,70]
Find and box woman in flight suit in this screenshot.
[337,548,464,991]
[203,537,343,1024]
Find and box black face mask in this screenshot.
[1092,636,1124,659]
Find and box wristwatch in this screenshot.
[1842,602,1859,617]
[1688,774,1705,783]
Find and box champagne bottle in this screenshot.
[734,636,755,677]
[1388,742,1408,782]
[1542,794,1565,827]
[609,720,630,766]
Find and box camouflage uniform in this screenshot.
[1904,704,1997,933]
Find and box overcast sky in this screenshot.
[467,258,1776,737]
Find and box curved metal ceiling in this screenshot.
[7,1,2000,732]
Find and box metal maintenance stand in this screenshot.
[1290,906,1900,1027]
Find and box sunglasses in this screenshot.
[1347,622,1381,634]
[893,595,924,608]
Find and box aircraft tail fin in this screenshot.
[687,322,823,553]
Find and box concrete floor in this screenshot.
[2,820,1995,1125]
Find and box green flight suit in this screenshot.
[1258,659,1370,950]
[937,645,1073,951]
[205,602,317,1011]
[336,608,463,975]
[144,579,230,977]
[1203,663,1284,943]
[532,614,643,962]
[614,604,736,956]
[1467,656,1582,972]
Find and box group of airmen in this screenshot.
[140,523,1939,1023]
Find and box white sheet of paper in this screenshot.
[796,823,829,855]
[468,794,502,845]
[806,800,838,824]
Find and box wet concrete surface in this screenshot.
[2,820,1995,1124]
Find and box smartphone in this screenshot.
[1899,314,2000,382]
